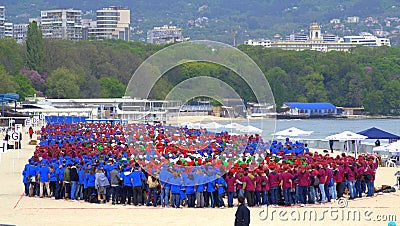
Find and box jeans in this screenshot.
[122,186,132,204]
[71,181,77,200]
[355,180,362,198]
[324,184,331,202]
[171,193,180,208]
[270,186,279,205]
[283,188,291,206]
[262,190,269,205]
[24,182,30,196]
[55,181,62,199]
[319,184,326,203]
[348,180,356,199]
[330,183,337,200]
[111,186,121,204]
[367,181,374,197]
[298,186,308,205]
[161,187,170,207]
[187,193,196,207]
[237,189,244,197]
[361,180,366,193]
[75,184,84,200]
[218,193,225,207]
[254,191,261,206]
[196,192,204,208]
[291,189,297,204]
[336,182,343,198]
[227,192,234,207]
[208,191,215,207]
[147,187,158,206]
[308,186,316,204]
[133,186,142,205]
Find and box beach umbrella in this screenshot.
[274,127,313,137]
[239,125,263,134]
[325,131,367,158]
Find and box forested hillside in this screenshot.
[0,37,399,115]
[3,0,400,44]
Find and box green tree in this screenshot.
[300,72,328,102]
[26,21,44,72]
[46,67,80,98]
[12,74,36,101]
[99,77,126,98]
[0,64,18,93]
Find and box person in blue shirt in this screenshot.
[76,165,85,200]
[49,165,57,197]
[131,167,145,206]
[38,161,50,198]
[55,163,65,199]
[185,173,196,208]
[121,167,132,205]
[216,173,226,208]
[205,174,216,208]
[22,160,31,196]
[170,171,182,208]
[195,171,206,208]
[160,168,171,207]
[86,167,96,202]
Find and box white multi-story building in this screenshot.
[245,23,390,52]
[343,33,391,47]
[89,6,130,41]
[0,6,5,38]
[147,25,185,44]
[244,39,271,47]
[40,9,82,40]
[4,22,13,37]
[13,23,29,43]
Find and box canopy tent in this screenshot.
[238,125,263,134]
[388,141,400,153]
[274,127,313,137]
[357,127,400,140]
[325,131,368,158]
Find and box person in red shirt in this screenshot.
[254,170,262,206]
[225,172,236,208]
[242,171,255,207]
[268,166,280,207]
[296,166,310,207]
[280,167,293,206]
[260,170,269,206]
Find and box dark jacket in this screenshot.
[70,166,79,182]
[235,204,250,226]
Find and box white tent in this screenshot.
[325,131,367,158]
[201,122,223,129]
[274,127,313,137]
[224,122,247,131]
[388,140,400,153]
[239,125,263,134]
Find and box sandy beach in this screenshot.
[0,132,399,226]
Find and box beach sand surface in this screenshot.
[0,132,399,226]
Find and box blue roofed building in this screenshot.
[281,102,342,118]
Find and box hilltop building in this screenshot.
[89,6,130,41]
[245,23,390,52]
[13,23,29,43]
[40,9,82,40]
[0,6,5,38]
[4,22,13,38]
[147,25,188,44]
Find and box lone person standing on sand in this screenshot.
[235,196,250,226]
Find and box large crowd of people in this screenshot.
[22,122,379,208]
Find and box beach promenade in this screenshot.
[0,132,399,226]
